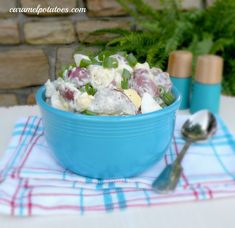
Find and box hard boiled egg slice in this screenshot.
[75,92,93,112]
[124,89,141,109]
[141,92,162,114]
[51,93,70,111]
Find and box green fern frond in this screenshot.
[203,0,235,37]
[187,33,214,57]
[137,20,161,33]
[127,0,161,20]
[146,42,166,68]
[107,32,157,49]
[116,0,139,18]
[88,0,235,95]
[210,38,234,54]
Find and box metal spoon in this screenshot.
[152,110,217,193]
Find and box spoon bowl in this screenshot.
[181,110,217,141]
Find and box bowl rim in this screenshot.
[36,86,181,122]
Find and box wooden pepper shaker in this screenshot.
[168,51,193,109]
[190,55,223,114]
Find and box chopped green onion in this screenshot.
[159,102,167,108]
[81,110,97,115]
[58,64,76,78]
[121,78,129,89]
[91,57,102,65]
[85,83,97,96]
[121,69,131,89]
[158,85,166,95]
[70,63,77,68]
[79,86,86,93]
[122,69,131,80]
[118,51,128,58]
[160,91,175,106]
[58,70,64,78]
[127,53,137,67]
[98,53,105,61]
[80,59,92,68]
[102,57,119,69]
[98,51,112,61]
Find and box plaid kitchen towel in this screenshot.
[0,115,235,216]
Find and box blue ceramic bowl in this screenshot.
[36,86,181,179]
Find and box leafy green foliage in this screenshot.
[95,0,235,96]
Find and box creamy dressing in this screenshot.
[88,65,116,89]
[45,53,174,115]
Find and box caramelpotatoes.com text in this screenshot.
[9,4,87,15]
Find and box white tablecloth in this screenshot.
[0,95,235,228]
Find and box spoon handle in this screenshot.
[152,141,192,193]
[175,141,192,164]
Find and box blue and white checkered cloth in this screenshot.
[0,114,235,216]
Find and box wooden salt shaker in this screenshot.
[168,51,193,109]
[190,55,223,114]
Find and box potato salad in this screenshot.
[45,53,175,115]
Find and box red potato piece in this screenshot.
[130,69,160,97]
[151,68,172,92]
[58,82,80,102]
[67,67,91,88]
[60,88,75,101]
